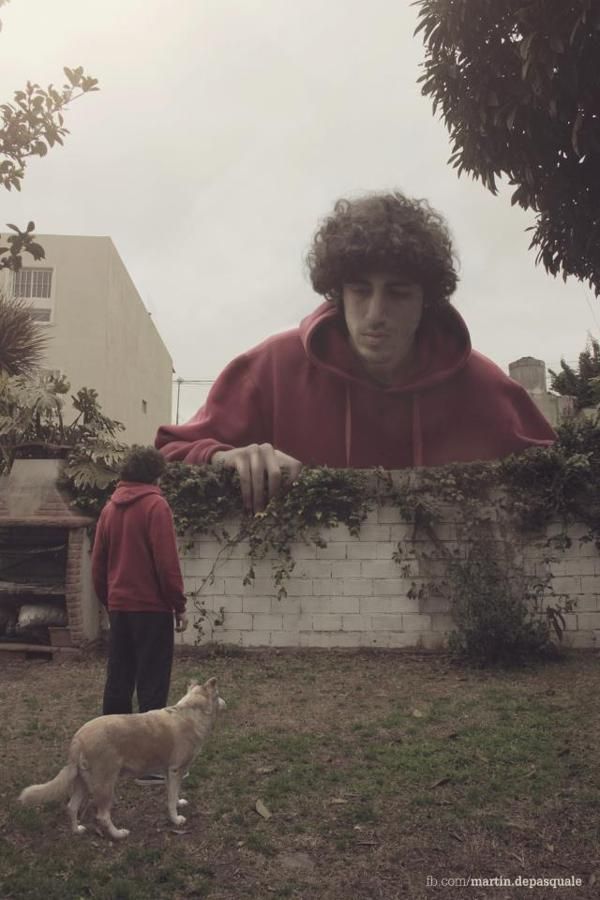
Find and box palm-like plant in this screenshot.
[0,293,47,376]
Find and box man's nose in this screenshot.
[366,289,389,323]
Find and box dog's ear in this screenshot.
[204,676,218,693]
[187,679,199,692]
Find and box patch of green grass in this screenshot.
[245,828,276,856]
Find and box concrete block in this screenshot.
[330,561,362,577]
[346,542,379,559]
[299,632,338,648]
[378,506,404,524]
[324,596,360,614]
[577,612,600,631]
[253,614,284,631]
[241,597,272,614]
[360,596,419,615]
[374,578,413,596]
[183,558,216,577]
[312,578,344,596]
[323,524,353,542]
[360,632,391,647]
[282,613,313,631]
[342,578,373,596]
[361,560,402,578]
[580,575,600,594]
[403,613,432,632]
[316,543,347,560]
[284,578,314,596]
[550,576,582,596]
[357,525,392,542]
[270,631,302,647]
[240,631,271,647]
[371,615,405,631]
[312,614,343,631]
[376,543,398,559]
[294,560,338,579]
[342,614,372,631]
[223,613,253,631]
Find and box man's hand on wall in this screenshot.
[212,444,303,513]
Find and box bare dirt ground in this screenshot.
[1,646,599,899]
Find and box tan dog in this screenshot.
[19,678,226,840]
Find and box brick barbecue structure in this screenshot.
[0,458,100,653]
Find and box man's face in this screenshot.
[342,271,424,383]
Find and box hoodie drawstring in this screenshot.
[345,385,352,466]
[411,393,423,467]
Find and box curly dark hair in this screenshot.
[120,445,166,484]
[306,192,459,308]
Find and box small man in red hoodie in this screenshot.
[92,446,188,738]
[156,191,556,513]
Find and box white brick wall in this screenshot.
[177,480,600,650]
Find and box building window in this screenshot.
[14,267,53,299]
[29,308,51,322]
[13,267,54,324]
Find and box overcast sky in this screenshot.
[2,0,599,423]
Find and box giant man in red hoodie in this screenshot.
[156,192,555,512]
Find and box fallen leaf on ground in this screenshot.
[255,799,272,819]
[430,776,450,788]
[256,766,277,775]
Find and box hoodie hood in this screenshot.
[110,482,162,507]
[300,301,472,392]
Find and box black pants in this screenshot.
[103,611,174,715]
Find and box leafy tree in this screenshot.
[416,0,600,294]
[0,65,99,271]
[0,1,98,382]
[549,336,600,410]
[0,292,47,374]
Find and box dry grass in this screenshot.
[1,647,600,899]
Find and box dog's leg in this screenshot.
[67,776,88,835]
[93,782,129,840]
[166,768,186,826]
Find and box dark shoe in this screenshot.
[134,773,165,786]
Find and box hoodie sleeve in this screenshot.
[505,380,557,447]
[91,512,108,607]
[148,498,187,614]
[155,353,268,464]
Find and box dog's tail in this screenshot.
[19,763,78,807]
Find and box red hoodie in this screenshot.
[91,483,186,614]
[156,302,555,468]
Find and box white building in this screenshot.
[3,235,172,444]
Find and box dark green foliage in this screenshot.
[446,541,559,667]
[0,293,47,375]
[416,0,600,293]
[500,415,600,542]
[0,67,99,271]
[0,373,126,512]
[160,461,243,534]
[549,336,600,410]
